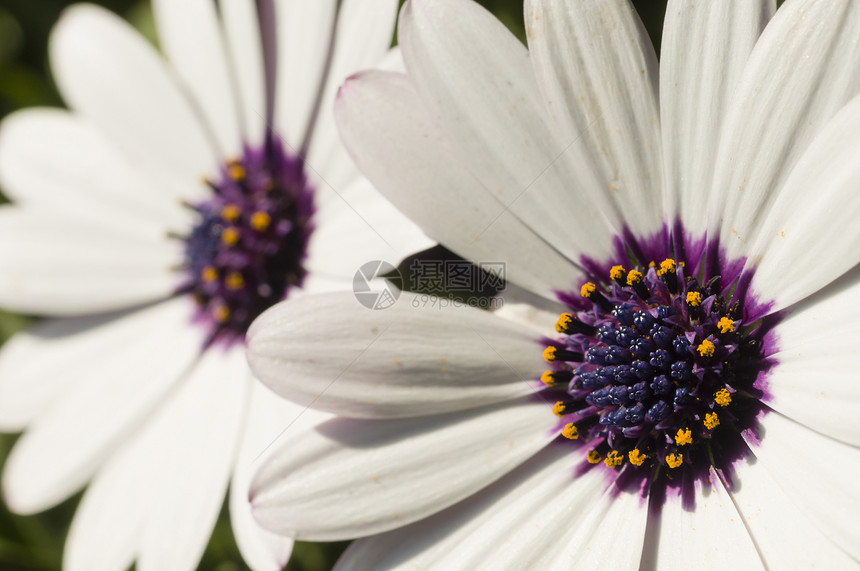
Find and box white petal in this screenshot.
[375,47,406,74]
[660,0,774,230]
[525,0,663,237]
[274,0,337,148]
[219,0,266,146]
[337,446,646,570]
[0,109,193,234]
[64,414,162,571]
[137,347,248,571]
[50,4,218,187]
[230,382,331,571]
[2,298,203,514]
[729,454,857,569]
[152,0,242,158]
[746,94,860,312]
[251,397,557,540]
[0,207,182,316]
[744,411,860,559]
[335,69,583,298]
[491,283,568,335]
[639,468,764,570]
[248,291,545,419]
[0,309,159,431]
[305,177,433,281]
[304,0,399,193]
[709,0,860,260]
[763,278,860,446]
[400,0,620,265]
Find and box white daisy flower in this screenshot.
[246,0,860,568]
[0,1,429,570]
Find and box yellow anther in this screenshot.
[657,258,677,277]
[697,339,716,357]
[562,423,579,440]
[704,412,720,430]
[213,305,230,323]
[225,272,245,291]
[221,204,241,222]
[648,261,656,268]
[552,401,568,417]
[540,371,557,387]
[714,388,732,407]
[686,291,702,307]
[221,227,240,246]
[543,346,558,363]
[675,428,693,446]
[628,448,646,466]
[604,450,624,468]
[610,265,626,281]
[228,162,246,181]
[626,269,643,286]
[580,282,596,298]
[251,211,271,231]
[717,317,735,333]
[586,450,602,464]
[555,313,573,334]
[201,266,218,283]
[666,453,683,469]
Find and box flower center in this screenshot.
[180,140,314,344]
[541,249,774,486]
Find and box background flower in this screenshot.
[0,0,431,569]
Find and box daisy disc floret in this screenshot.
[182,140,314,344]
[544,251,774,486]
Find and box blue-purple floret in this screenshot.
[545,224,780,508]
[181,139,315,345]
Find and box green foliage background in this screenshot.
[0,1,672,569]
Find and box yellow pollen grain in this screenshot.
[604,450,624,468]
[540,371,557,387]
[587,450,602,464]
[657,258,677,276]
[228,162,246,181]
[201,266,218,283]
[717,317,735,333]
[686,291,702,307]
[697,339,716,357]
[221,204,241,222]
[221,227,240,246]
[675,428,693,446]
[562,423,579,440]
[666,452,683,469]
[580,282,596,298]
[626,269,643,285]
[251,211,271,231]
[226,272,245,291]
[628,449,646,466]
[714,388,732,407]
[552,401,568,417]
[213,305,230,323]
[704,412,720,430]
[543,346,558,362]
[555,313,573,334]
[610,265,626,281]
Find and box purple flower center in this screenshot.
[180,139,314,345]
[542,232,777,495]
